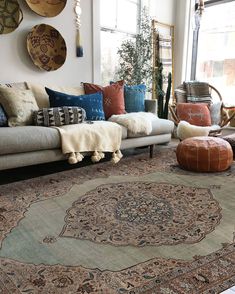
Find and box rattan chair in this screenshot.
[169,83,235,133]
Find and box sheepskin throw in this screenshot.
[177,120,221,141]
[108,112,158,135]
[55,121,123,164]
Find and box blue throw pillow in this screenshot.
[0,105,7,126]
[124,84,146,113]
[45,88,105,121]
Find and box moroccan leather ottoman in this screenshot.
[176,136,233,172]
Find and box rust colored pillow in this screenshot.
[177,103,211,126]
[83,81,125,119]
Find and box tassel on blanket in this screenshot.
[111,150,123,164]
[68,152,78,164]
[76,152,84,162]
[91,151,105,163]
[68,152,84,164]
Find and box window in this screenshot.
[100,0,140,84]
[193,0,235,104]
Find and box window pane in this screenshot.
[117,0,138,33]
[101,30,134,84]
[100,0,117,29]
[196,1,235,105]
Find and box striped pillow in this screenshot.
[33,106,86,127]
[185,82,212,104]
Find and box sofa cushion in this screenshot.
[26,83,85,109]
[0,87,39,126]
[127,118,174,138]
[46,88,105,121]
[0,126,60,155]
[83,80,125,119]
[0,124,128,155]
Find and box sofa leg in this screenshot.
[149,145,154,158]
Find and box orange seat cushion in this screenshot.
[177,103,211,126]
[176,137,233,172]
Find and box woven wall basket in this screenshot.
[27,24,67,71]
[25,0,67,17]
[0,0,23,34]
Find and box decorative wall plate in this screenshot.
[25,0,67,17]
[27,24,67,71]
[0,0,23,34]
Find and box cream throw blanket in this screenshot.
[55,121,123,164]
[109,112,158,135]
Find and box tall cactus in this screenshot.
[163,72,172,119]
[156,63,165,118]
[156,62,172,119]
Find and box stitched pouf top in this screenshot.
[176,136,233,172]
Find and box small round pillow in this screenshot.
[176,136,233,172]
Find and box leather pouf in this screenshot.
[176,136,233,172]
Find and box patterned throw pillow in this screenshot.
[0,87,39,126]
[0,105,7,127]
[33,107,86,127]
[46,87,105,121]
[83,80,125,119]
[177,103,212,126]
[124,84,146,113]
[185,82,212,104]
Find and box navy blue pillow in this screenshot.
[124,84,146,113]
[0,105,7,127]
[45,88,105,121]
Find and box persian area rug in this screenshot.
[0,146,235,293]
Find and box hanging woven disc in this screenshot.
[25,0,67,17]
[0,0,23,34]
[27,23,67,71]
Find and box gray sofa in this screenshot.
[0,83,174,171]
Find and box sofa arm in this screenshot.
[145,99,157,114]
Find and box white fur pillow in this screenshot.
[177,121,220,140]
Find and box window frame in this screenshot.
[100,0,142,37]
[190,0,235,80]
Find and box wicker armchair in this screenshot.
[169,83,235,132]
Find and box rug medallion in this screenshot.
[60,181,221,247]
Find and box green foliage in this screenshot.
[115,8,153,89]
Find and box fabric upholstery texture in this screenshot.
[0,87,39,126]
[0,105,7,126]
[83,80,125,119]
[124,84,146,113]
[176,136,233,172]
[26,83,85,108]
[176,103,212,126]
[46,87,105,121]
[0,126,60,155]
[33,107,86,127]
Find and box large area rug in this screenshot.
[0,146,235,293]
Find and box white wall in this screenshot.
[174,0,192,87]
[0,0,93,85]
[0,0,185,88]
[147,0,176,25]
